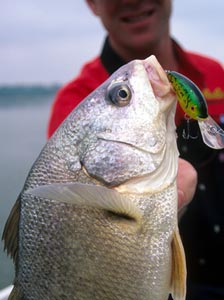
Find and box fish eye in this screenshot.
[106,83,132,107]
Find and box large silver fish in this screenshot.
[3,56,186,300]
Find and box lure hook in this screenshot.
[182,115,198,140]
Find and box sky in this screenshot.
[1,0,224,85]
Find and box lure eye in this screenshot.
[106,83,132,107]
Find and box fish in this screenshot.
[3,55,186,300]
[166,70,224,149]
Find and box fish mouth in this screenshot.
[97,131,166,155]
[97,136,153,154]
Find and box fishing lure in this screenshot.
[166,70,224,149]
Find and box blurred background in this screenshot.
[0,0,223,290]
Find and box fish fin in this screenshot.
[170,228,186,300]
[8,285,23,300]
[25,183,142,223]
[2,195,21,264]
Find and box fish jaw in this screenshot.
[143,55,172,100]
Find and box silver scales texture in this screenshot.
[18,185,176,300]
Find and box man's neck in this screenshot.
[109,36,179,71]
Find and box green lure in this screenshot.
[166,70,208,120]
[166,70,224,149]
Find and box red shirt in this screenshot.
[47,39,224,138]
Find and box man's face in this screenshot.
[86,0,172,56]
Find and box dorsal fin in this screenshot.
[2,195,21,264]
[170,228,187,300]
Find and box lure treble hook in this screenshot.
[182,115,198,140]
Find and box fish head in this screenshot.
[49,55,178,191]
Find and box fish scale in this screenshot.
[17,185,176,300]
[3,55,186,300]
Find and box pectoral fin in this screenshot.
[8,285,23,300]
[170,228,186,300]
[2,195,21,265]
[25,183,142,223]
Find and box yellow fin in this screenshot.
[2,196,21,264]
[170,228,187,300]
[25,183,142,223]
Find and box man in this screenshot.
[48,1,224,299]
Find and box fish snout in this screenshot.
[143,55,176,112]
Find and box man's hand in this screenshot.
[177,158,198,210]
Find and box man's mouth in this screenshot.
[122,9,155,24]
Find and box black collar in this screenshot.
[100,36,205,89]
[100,37,125,75]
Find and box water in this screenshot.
[0,85,60,289]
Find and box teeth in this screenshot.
[124,12,152,23]
[126,12,149,23]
